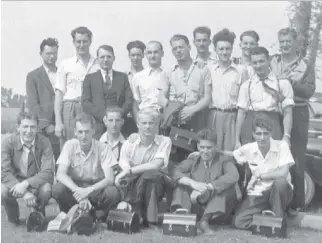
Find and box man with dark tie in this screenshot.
[82,45,133,139]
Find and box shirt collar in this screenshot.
[128,66,144,76]
[100,69,113,77]
[146,66,164,76]
[99,132,125,145]
[74,55,97,65]
[132,133,162,146]
[20,137,35,149]
[171,60,198,72]
[252,71,277,83]
[195,52,217,61]
[75,139,96,155]
[211,60,238,71]
[43,64,57,74]
[251,138,279,155]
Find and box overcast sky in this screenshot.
[2,1,320,95]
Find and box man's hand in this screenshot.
[73,187,94,202]
[179,106,195,121]
[45,124,55,134]
[79,199,92,211]
[55,122,65,138]
[23,192,37,207]
[10,181,29,198]
[115,168,131,187]
[190,190,202,204]
[190,181,209,193]
[282,135,291,147]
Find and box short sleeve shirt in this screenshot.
[99,132,125,166]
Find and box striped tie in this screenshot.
[25,144,36,178]
[105,74,112,89]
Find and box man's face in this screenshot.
[129,48,144,68]
[74,122,94,149]
[40,45,58,66]
[73,33,91,56]
[279,34,297,55]
[137,114,158,137]
[98,48,115,71]
[17,119,38,144]
[240,35,258,57]
[145,43,163,67]
[103,112,124,135]
[194,33,211,55]
[171,39,191,61]
[197,140,216,162]
[215,41,233,63]
[253,126,271,148]
[251,53,270,77]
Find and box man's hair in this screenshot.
[170,34,190,45]
[40,38,59,52]
[252,114,273,132]
[193,26,211,39]
[105,106,124,118]
[75,112,95,128]
[212,28,236,47]
[97,45,115,56]
[71,26,93,41]
[278,27,298,40]
[197,129,217,144]
[17,112,38,125]
[137,108,160,122]
[250,46,270,59]
[146,41,164,52]
[240,30,260,42]
[126,40,146,53]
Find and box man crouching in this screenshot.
[170,129,239,235]
[115,108,172,227]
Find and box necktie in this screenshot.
[105,74,112,89]
[204,161,212,183]
[25,144,36,177]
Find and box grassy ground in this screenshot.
[1,201,322,243]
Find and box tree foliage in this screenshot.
[1,86,27,109]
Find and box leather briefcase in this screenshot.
[251,210,287,238]
[169,126,198,152]
[163,209,197,237]
[106,210,140,234]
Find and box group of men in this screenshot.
[1,25,315,235]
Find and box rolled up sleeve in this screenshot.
[56,140,73,167]
[55,63,67,95]
[154,137,172,168]
[118,140,132,170]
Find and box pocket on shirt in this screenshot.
[71,160,82,168]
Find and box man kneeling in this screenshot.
[171,129,239,235]
[52,113,121,232]
[232,115,294,230]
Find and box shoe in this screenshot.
[70,208,96,236]
[199,220,215,235]
[26,211,45,232]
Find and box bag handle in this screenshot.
[261,210,276,217]
[175,208,188,214]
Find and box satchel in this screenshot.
[163,208,197,237]
[169,126,198,152]
[250,210,287,238]
[106,209,140,234]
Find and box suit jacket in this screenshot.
[1,133,55,189]
[82,70,133,123]
[26,66,56,130]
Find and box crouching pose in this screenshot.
[52,113,121,222]
[115,108,172,227]
[232,115,295,229]
[171,129,239,235]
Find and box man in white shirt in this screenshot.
[232,115,294,229]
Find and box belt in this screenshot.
[210,107,237,112]
[63,97,81,103]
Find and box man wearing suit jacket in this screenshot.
[26,38,60,160]
[82,45,133,139]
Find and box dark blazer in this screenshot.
[1,133,55,189]
[26,66,56,130]
[82,70,133,123]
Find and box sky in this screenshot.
[1,1,321,95]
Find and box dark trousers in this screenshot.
[122,116,138,138]
[94,123,105,140]
[1,183,52,221]
[290,106,309,209]
[51,182,121,215]
[41,128,60,162]
[233,178,293,229]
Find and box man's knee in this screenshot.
[232,212,251,229]
[272,177,289,193]
[37,183,52,200]
[102,186,121,202]
[1,184,12,200]
[51,182,68,200]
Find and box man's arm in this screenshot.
[292,62,316,100]
[122,74,133,116]
[90,166,115,191]
[235,108,247,148]
[260,165,290,180]
[282,106,293,140]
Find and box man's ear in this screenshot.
[103,116,107,126]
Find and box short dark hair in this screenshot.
[197,129,217,144]
[252,114,273,132]
[212,28,236,47]
[17,112,38,125]
[97,45,115,56]
[240,30,260,42]
[75,112,95,128]
[146,41,163,52]
[40,38,59,52]
[126,40,146,53]
[250,46,270,60]
[71,26,93,41]
[278,27,298,40]
[105,106,124,118]
[193,26,211,39]
[170,34,190,45]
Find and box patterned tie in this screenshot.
[204,161,212,183]
[105,74,112,89]
[25,144,36,178]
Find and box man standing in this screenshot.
[270,28,316,210]
[168,34,212,132]
[233,115,295,229]
[55,26,100,146]
[115,108,172,227]
[2,112,54,228]
[193,26,217,65]
[235,47,294,148]
[82,45,132,139]
[26,38,60,160]
[207,29,241,151]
